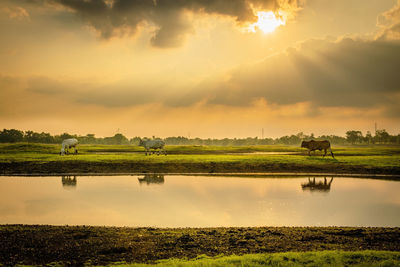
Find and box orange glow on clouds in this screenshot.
[249,11,286,34]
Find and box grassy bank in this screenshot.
[0,143,400,175]
[0,225,399,266]
[2,143,400,155]
[111,251,400,266]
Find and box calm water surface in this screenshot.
[0,175,399,227]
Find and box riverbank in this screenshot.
[0,225,399,266]
[2,160,400,175]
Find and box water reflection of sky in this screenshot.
[0,176,399,227]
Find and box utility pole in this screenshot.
[262,128,264,139]
[374,122,377,135]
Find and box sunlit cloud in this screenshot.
[376,0,400,40]
[1,6,30,21]
[23,0,300,48]
[0,0,399,137]
[248,11,286,34]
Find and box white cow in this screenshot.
[60,138,78,155]
[139,138,166,155]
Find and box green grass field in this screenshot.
[109,251,400,267]
[1,143,399,174]
[2,142,400,155]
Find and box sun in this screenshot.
[250,11,286,34]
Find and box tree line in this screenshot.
[0,128,399,146]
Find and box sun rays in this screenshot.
[249,11,286,34]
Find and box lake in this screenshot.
[0,175,399,227]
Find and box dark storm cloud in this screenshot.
[186,38,400,113]
[29,0,298,47]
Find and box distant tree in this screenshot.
[51,133,75,144]
[85,134,96,144]
[165,136,194,145]
[104,133,129,145]
[1,128,400,146]
[220,138,231,146]
[38,132,54,143]
[346,130,363,144]
[296,132,306,140]
[78,134,97,144]
[277,135,301,145]
[259,138,274,145]
[318,135,347,145]
[130,136,141,145]
[0,129,24,143]
[375,129,390,144]
[24,131,35,142]
[243,137,257,146]
[365,131,373,144]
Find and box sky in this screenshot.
[0,0,399,138]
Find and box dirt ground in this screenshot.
[1,161,400,175]
[0,225,399,266]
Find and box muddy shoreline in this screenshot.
[0,225,399,266]
[1,161,400,175]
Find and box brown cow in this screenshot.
[301,140,334,158]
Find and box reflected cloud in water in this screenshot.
[1,175,399,227]
[138,174,165,185]
[302,177,333,193]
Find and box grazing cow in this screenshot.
[60,138,78,155]
[139,138,166,155]
[301,140,334,158]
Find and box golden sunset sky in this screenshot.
[0,0,399,138]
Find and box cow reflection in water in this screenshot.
[138,174,164,185]
[61,175,77,189]
[301,177,333,192]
